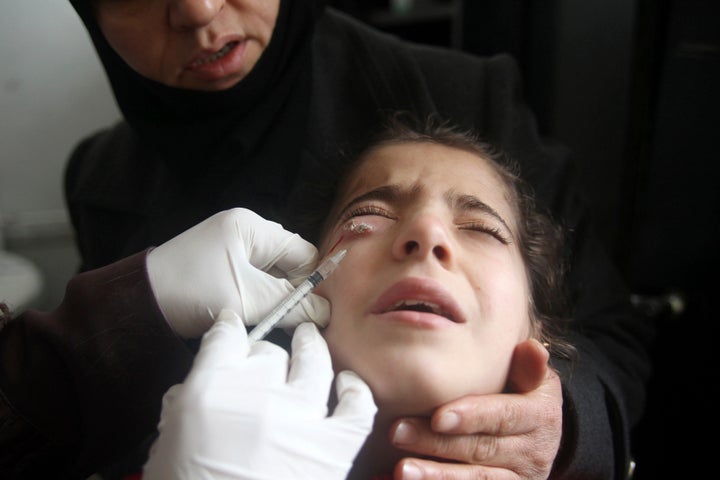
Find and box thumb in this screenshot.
[289,293,331,329]
[332,371,377,430]
[191,309,250,373]
[506,339,550,393]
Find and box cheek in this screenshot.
[97,15,163,77]
[255,1,280,42]
[468,253,530,335]
[473,248,528,296]
[231,0,280,50]
[314,265,360,327]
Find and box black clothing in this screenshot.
[0,253,194,479]
[0,3,652,479]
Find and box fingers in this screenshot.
[391,416,556,477]
[288,323,334,410]
[391,370,563,477]
[394,458,519,480]
[281,292,331,329]
[506,339,549,393]
[427,344,558,437]
[279,234,321,285]
[428,392,539,437]
[247,340,292,382]
[391,416,520,467]
[332,370,377,429]
[229,208,318,282]
[191,309,250,373]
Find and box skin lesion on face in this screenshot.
[345,220,373,234]
[325,221,375,255]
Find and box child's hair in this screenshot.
[321,112,576,361]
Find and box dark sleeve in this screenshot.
[0,251,194,479]
[549,209,653,480]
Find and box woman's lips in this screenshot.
[186,39,248,81]
[189,41,240,67]
[371,277,466,327]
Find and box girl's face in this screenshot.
[316,141,531,417]
[93,0,280,90]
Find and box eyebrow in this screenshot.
[336,185,512,236]
[449,192,513,235]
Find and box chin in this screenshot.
[369,375,459,418]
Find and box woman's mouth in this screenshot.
[189,41,241,68]
[185,40,249,85]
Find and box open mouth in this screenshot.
[190,41,240,67]
[385,299,457,322]
[372,277,466,325]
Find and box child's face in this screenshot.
[316,141,531,416]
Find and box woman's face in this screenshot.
[316,141,531,417]
[93,0,280,90]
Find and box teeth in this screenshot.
[387,299,456,321]
[391,300,442,315]
[192,42,238,66]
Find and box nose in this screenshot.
[169,0,225,30]
[392,214,454,265]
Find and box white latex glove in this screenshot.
[147,208,330,338]
[143,309,377,480]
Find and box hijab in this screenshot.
[67,0,333,252]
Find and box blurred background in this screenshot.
[0,2,119,311]
[1,0,718,478]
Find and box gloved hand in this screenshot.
[143,309,377,480]
[147,208,330,338]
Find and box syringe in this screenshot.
[247,249,347,342]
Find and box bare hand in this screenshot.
[390,339,562,480]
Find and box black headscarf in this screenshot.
[68,0,324,163]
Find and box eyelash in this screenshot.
[340,206,510,244]
[340,205,394,223]
[458,223,511,244]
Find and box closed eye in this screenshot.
[340,205,395,222]
[458,222,511,244]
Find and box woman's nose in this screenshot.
[392,215,454,265]
[169,0,225,30]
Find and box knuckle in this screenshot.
[496,398,522,433]
[221,207,249,229]
[469,435,501,464]
[516,432,556,479]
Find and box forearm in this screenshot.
[0,251,194,479]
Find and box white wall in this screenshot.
[0,2,120,309]
[0,1,119,237]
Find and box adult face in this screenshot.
[92,0,280,90]
[316,141,531,417]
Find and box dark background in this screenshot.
[330,1,720,477]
